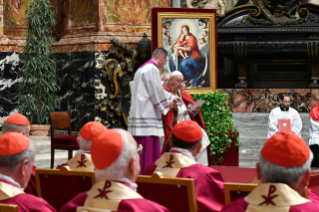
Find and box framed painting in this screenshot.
[152,8,217,94]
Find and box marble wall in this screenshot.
[0,52,20,126]
[220,89,319,113]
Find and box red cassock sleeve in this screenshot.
[118,199,170,212]
[59,192,87,212]
[56,162,68,169]
[220,198,248,212]
[24,164,37,196]
[307,188,319,204]
[177,165,225,212]
[0,193,56,212]
[141,163,157,175]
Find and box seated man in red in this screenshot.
[0,132,56,211]
[57,121,105,171]
[59,129,170,212]
[2,113,37,196]
[221,132,319,212]
[142,120,225,212]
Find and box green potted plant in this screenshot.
[192,91,241,165]
[15,0,60,136]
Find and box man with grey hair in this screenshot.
[161,72,170,84]
[129,47,181,171]
[2,113,37,196]
[56,121,106,171]
[0,132,56,211]
[60,129,169,212]
[221,132,319,212]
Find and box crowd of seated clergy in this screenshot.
[0,113,319,212]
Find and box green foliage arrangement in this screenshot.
[15,0,60,124]
[192,91,241,164]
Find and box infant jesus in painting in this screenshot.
[175,34,189,59]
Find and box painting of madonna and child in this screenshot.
[160,17,216,92]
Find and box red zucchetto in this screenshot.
[172,120,203,142]
[91,129,123,169]
[0,132,30,156]
[4,114,30,126]
[80,121,106,141]
[261,132,310,167]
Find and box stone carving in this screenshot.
[96,39,137,128]
[182,0,227,17]
[235,0,319,26]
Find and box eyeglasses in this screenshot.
[137,144,143,154]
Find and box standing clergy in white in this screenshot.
[267,94,302,138]
[128,48,180,171]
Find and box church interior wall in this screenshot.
[1,0,319,130]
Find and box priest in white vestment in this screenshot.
[162,71,211,166]
[267,95,302,138]
[128,48,180,171]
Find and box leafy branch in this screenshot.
[15,0,60,125]
[192,91,241,164]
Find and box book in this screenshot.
[278,119,291,133]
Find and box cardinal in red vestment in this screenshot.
[2,113,38,196]
[59,129,169,212]
[0,132,56,211]
[221,132,319,212]
[142,120,225,212]
[56,121,106,170]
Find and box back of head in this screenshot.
[259,132,312,186]
[172,120,202,152]
[152,47,168,59]
[79,121,106,151]
[2,114,31,136]
[91,129,137,181]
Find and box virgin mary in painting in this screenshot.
[169,25,205,88]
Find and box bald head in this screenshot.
[2,123,30,136]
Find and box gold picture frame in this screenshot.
[155,10,217,94]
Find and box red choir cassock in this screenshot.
[24,164,37,196]
[221,183,319,212]
[142,150,225,212]
[0,179,56,212]
[59,180,169,212]
[161,82,205,153]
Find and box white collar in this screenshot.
[116,178,138,191]
[0,173,23,190]
[171,147,196,161]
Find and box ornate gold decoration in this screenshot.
[98,39,137,128]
